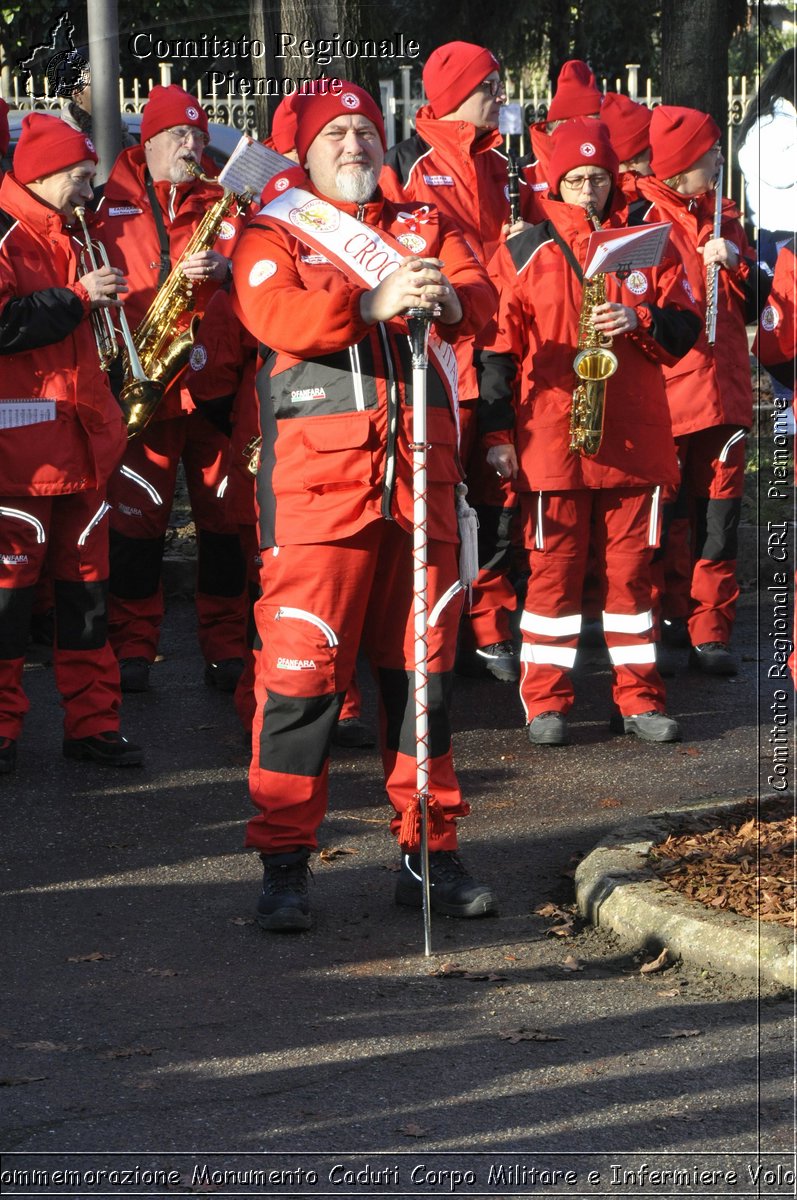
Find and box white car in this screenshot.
[2,108,247,174]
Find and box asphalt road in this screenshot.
[1,574,793,1196]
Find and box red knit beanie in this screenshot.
[0,98,9,158]
[548,117,619,193]
[13,113,98,185]
[548,60,603,122]
[294,82,386,167]
[266,93,300,155]
[423,41,500,118]
[600,92,651,161]
[141,84,209,143]
[649,105,721,179]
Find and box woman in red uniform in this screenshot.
[479,119,701,746]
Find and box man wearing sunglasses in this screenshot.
[382,41,538,692]
[97,85,249,699]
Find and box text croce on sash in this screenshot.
[259,187,460,420]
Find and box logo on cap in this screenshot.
[84,137,95,154]
[341,93,360,110]
[580,142,596,156]
[186,106,200,121]
[274,176,290,192]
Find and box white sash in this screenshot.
[258,187,459,412]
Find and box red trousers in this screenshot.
[0,489,120,739]
[107,412,247,663]
[246,520,468,854]
[458,401,519,647]
[518,488,666,719]
[652,424,746,645]
[233,523,364,733]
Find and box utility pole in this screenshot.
[87,0,122,184]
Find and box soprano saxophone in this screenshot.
[120,162,251,438]
[568,203,618,458]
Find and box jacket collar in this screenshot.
[0,172,71,240]
[413,104,503,157]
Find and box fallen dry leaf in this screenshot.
[66,951,114,963]
[560,956,583,972]
[599,797,622,809]
[98,1045,160,1059]
[499,1028,564,1043]
[13,1041,70,1052]
[145,968,178,977]
[318,846,357,863]
[398,1122,426,1138]
[657,988,681,998]
[430,963,507,981]
[658,1028,702,1039]
[229,916,255,926]
[677,746,702,757]
[640,947,671,975]
[546,923,575,938]
[0,1076,46,1086]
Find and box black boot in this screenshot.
[395,850,498,917]
[257,848,312,932]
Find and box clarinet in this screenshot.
[507,149,520,226]
[704,163,724,346]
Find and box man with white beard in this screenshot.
[230,82,499,932]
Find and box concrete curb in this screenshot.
[575,797,795,990]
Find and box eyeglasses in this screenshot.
[165,126,210,147]
[560,172,612,191]
[476,78,505,98]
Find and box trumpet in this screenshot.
[73,206,151,393]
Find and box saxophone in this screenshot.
[120,162,251,438]
[568,203,618,458]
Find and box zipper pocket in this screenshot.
[275,606,339,646]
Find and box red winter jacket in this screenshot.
[231,186,497,549]
[478,193,702,492]
[184,287,259,526]
[96,146,249,422]
[635,176,759,435]
[0,173,126,496]
[754,236,795,380]
[381,108,540,401]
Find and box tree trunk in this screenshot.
[249,0,282,138]
[335,0,378,97]
[279,0,335,85]
[661,0,729,129]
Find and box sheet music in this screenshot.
[0,400,57,429]
[218,137,296,202]
[583,221,672,279]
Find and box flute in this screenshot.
[704,163,723,346]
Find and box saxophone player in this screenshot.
[97,86,250,697]
[478,118,701,746]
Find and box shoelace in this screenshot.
[429,852,471,884]
[264,862,311,896]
